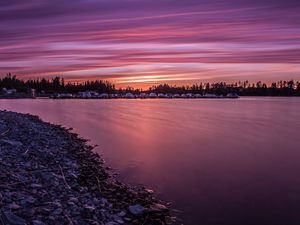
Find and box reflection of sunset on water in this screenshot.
[1,98,300,224]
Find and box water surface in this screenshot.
[1,98,300,225]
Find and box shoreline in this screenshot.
[0,111,171,225]
[0,95,239,99]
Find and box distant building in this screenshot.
[1,88,17,95]
[194,94,203,98]
[149,93,157,98]
[78,92,92,98]
[203,93,218,98]
[186,93,194,98]
[124,93,135,99]
[181,94,187,98]
[59,93,73,98]
[99,93,109,99]
[226,93,239,98]
[139,93,148,98]
[157,93,167,98]
[30,89,36,98]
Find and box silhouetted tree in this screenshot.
[1,74,300,96]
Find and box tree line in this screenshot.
[1,74,300,96]
[0,74,115,94]
[149,80,300,96]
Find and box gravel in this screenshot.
[0,111,171,225]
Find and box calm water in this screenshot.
[1,98,300,225]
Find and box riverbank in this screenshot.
[0,111,171,225]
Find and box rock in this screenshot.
[8,202,21,210]
[52,201,62,208]
[30,183,43,188]
[148,203,168,213]
[118,211,126,217]
[115,218,124,224]
[105,222,118,225]
[0,139,23,147]
[38,207,51,216]
[52,208,63,215]
[32,220,46,225]
[83,204,95,212]
[69,197,79,203]
[39,172,55,183]
[3,211,27,225]
[89,221,100,225]
[128,204,145,216]
[20,196,36,207]
[123,217,132,222]
[101,198,108,205]
[145,189,154,194]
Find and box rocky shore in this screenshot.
[0,111,171,225]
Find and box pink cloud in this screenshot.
[0,0,300,87]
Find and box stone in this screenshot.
[20,196,36,207]
[69,197,79,203]
[0,139,23,147]
[8,202,21,210]
[83,204,95,212]
[30,183,43,188]
[52,208,63,215]
[101,198,108,205]
[39,172,55,183]
[52,201,62,208]
[115,219,124,224]
[123,217,132,222]
[32,220,46,225]
[145,189,154,194]
[118,211,126,217]
[148,203,168,213]
[128,204,145,216]
[37,207,50,216]
[3,211,27,225]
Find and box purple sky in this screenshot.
[1,0,300,87]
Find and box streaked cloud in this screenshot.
[0,0,300,87]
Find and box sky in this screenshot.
[1,0,300,88]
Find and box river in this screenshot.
[1,97,300,225]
